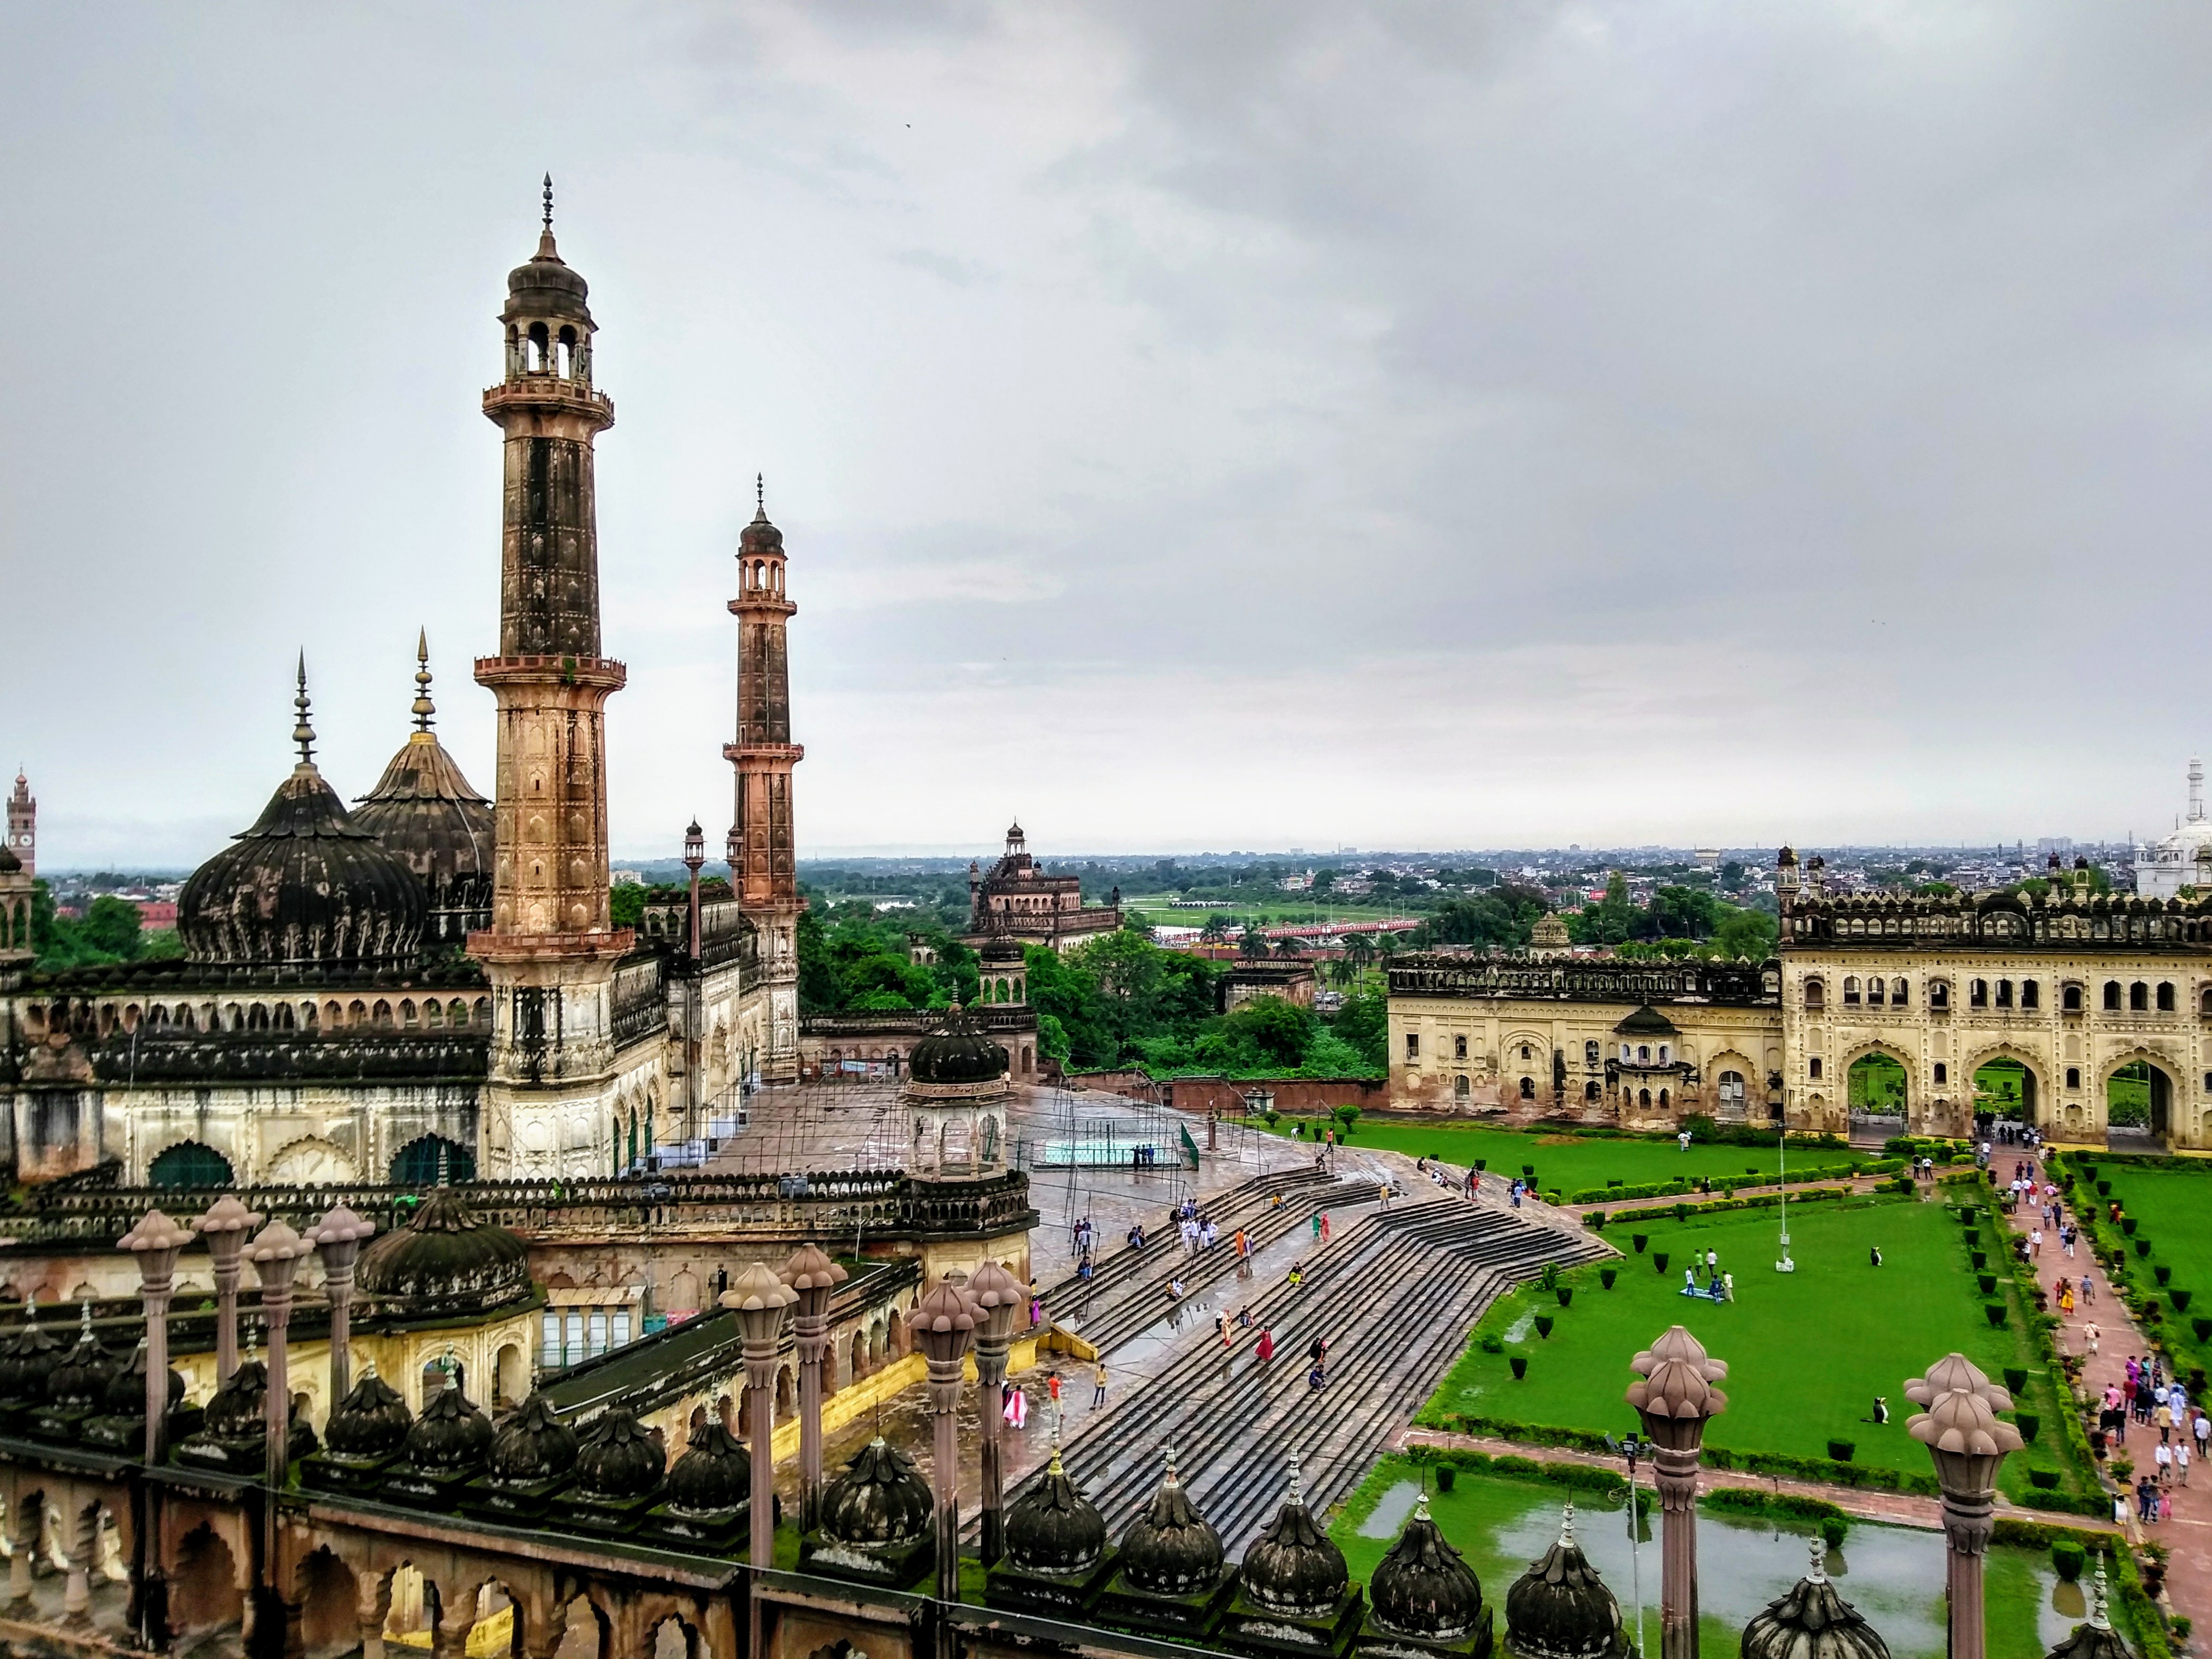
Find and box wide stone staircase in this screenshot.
[1032,1196,1613,1555]
[1038,1167,1378,1353]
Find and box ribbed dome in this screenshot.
[1241,1467,1350,1619]
[503,211,592,326]
[739,504,784,557]
[324,1366,414,1459]
[202,1360,274,1443]
[1740,1542,1891,1659]
[0,1306,62,1401]
[403,1376,492,1473]
[179,681,429,969]
[574,1409,665,1501]
[1119,1454,1224,1596]
[1370,1494,1487,1641]
[2045,1565,2134,1659]
[820,1437,933,1547]
[47,1311,118,1409]
[356,1189,531,1316]
[909,1005,1008,1085]
[1504,1506,1627,1658]
[667,1419,752,1513]
[488,1393,579,1483]
[1004,1443,1107,1577]
[102,1338,186,1417]
[351,647,494,946]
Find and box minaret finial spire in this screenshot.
[293,652,316,766]
[543,173,554,232]
[756,471,766,520]
[413,629,436,733]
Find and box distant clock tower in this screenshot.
[6,771,31,877]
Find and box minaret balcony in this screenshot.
[481,379,615,426]
[475,654,627,692]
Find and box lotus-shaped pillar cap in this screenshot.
[1626,1326,1729,1442]
[967,1259,1025,1343]
[120,1208,195,1258]
[907,1276,981,1363]
[194,1194,264,1246]
[1906,1386,2023,1460]
[721,1261,798,1345]
[308,1204,378,1249]
[1904,1352,2013,1413]
[779,1244,849,1298]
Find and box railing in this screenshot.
[0,1168,1038,1247]
[86,1032,489,1085]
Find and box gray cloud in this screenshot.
[4,2,2210,865]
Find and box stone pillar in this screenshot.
[1625,1326,1728,1659]
[779,1245,848,1532]
[9,1495,36,1606]
[122,1206,195,1650]
[722,1263,795,1659]
[359,1577,394,1659]
[907,1276,979,1623]
[1906,1353,2022,1659]
[307,1206,375,1408]
[247,1222,314,1509]
[967,1260,1024,1567]
[193,1195,264,1384]
[61,1505,91,1629]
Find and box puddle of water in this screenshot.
[1358,1481,1422,1538]
[1502,1309,1535,1344]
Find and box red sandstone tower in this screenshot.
[470,182,632,1171]
[724,477,804,1080]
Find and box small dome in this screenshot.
[1504,1505,1627,1658]
[1241,1465,1349,1619]
[202,1359,274,1444]
[488,1393,579,1483]
[666,1419,751,1514]
[351,670,494,938]
[1118,1454,1224,1596]
[47,1311,118,1409]
[402,1376,492,1473]
[503,205,592,326]
[819,1437,933,1548]
[102,1338,186,1417]
[1369,1494,1486,1641]
[2045,1563,2134,1659]
[179,725,428,969]
[0,1305,62,1401]
[325,1366,414,1460]
[909,1005,1007,1085]
[739,502,784,557]
[1004,1442,1107,1577]
[356,1189,531,1317]
[574,1408,666,1501]
[1740,1541,1891,1659]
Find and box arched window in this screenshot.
[1658,1088,1670,1108]
[1929,981,1949,1011]
[2021,981,2039,1010]
[1454,1075,1470,1101]
[426,999,443,1028]
[1453,1035,1468,1060]
[1585,1041,1600,1065]
[1995,980,2013,1009]
[1809,1057,1823,1079]
[1519,1043,1532,1061]
[2201,986,2212,1018]
[1866,978,1885,1007]
[2105,981,2123,1011]
[450,998,471,1027]
[2158,982,2176,1012]
[1970,979,1989,1008]
[390,1135,476,1187]
[1658,1045,1670,1064]
[1718,1070,1745,1108]
[2067,1067,2082,1090]
[1804,978,1825,1011]
[1933,1062,1948,1084]
[1638,1088,1651,1107]
[149,1141,233,1189]
[473,997,491,1026]
[1842,976,1861,1004]
[2131,982,2150,1012]
[1637,1045,1650,1063]
[1891,977,1909,1004]
[2064,984,2083,1012]
[1585,1081,1601,1101]
[1518,1076,1535,1101]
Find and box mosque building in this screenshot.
[0,189,802,1189]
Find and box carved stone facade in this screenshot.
[962,824,1120,951]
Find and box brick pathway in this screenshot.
[1994,1151,2201,1632]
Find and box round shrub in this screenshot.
[1555,1288,1573,1308]
[1674,1202,1691,1221]
[1509,1356,1528,1380]
[2051,1540,2084,1580]
[1977,1273,1997,1295]
[2015,1413,2040,1443]
[2003,1367,2028,1394]
[1826,1439,1855,1463]
[1600,1269,1618,1290]
[1819,1516,1847,1549]
[1984,1303,2008,1328]
[1632,1234,1649,1253]
[1479,1335,1504,1355]
[1436,1464,1456,1492]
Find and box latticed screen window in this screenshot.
[613,1311,633,1348]
[587,1312,609,1359]
[565,1312,584,1367]
[540,1313,562,1370]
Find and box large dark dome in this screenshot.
[1504,1506,1627,1658]
[403,1376,492,1473]
[351,642,494,945]
[1241,1471,1349,1619]
[1369,1494,1487,1643]
[356,1189,531,1316]
[574,1408,665,1501]
[909,1006,1007,1086]
[1740,1542,1890,1659]
[820,1438,933,1548]
[46,1311,118,1410]
[0,1306,61,1402]
[179,676,427,968]
[102,1339,186,1418]
[1118,1455,1224,1596]
[1004,1444,1107,1577]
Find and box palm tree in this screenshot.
[1239,926,1269,961]
[1273,935,1303,961]
[1327,956,1356,990]
[1344,932,1376,970]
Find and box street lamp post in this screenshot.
[307,1205,376,1407]
[1906,1353,2022,1659]
[907,1277,980,1628]
[1626,1326,1728,1659]
[779,1244,848,1530]
[723,1262,797,1659]
[966,1260,1024,1566]
[194,1195,264,1383]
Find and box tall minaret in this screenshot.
[2190,757,2204,825]
[6,771,31,877]
[724,476,805,1082]
[470,181,631,1175]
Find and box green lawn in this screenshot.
[1329,1461,2094,1659]
[1421,1195,2083,1503]
[2076,1158,2212,1380]
[1254,1119,1876,1193]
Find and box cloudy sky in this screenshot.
[6,3,2212,867]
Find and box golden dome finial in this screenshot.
[292,652,316,767]
[412,629,437,733]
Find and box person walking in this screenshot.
[2155,1441,2173,1485]
[2030,1226,2043,1259]
[1092,1360,1108,1407]
[2084,1320,2100,1356]
[1312,1211,1323,1241]
[2082,1270,2097,1305]
[1256,1327,1276,1363]
[1046,1371,1062,1407]
[2179,1441,2192,1487]
[2194,1410,2210,1461]
[1320,1213,1331,1244]
[2158,1396,2176,1445]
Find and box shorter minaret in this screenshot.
[6,770,32,877]
[0,771,30,964]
